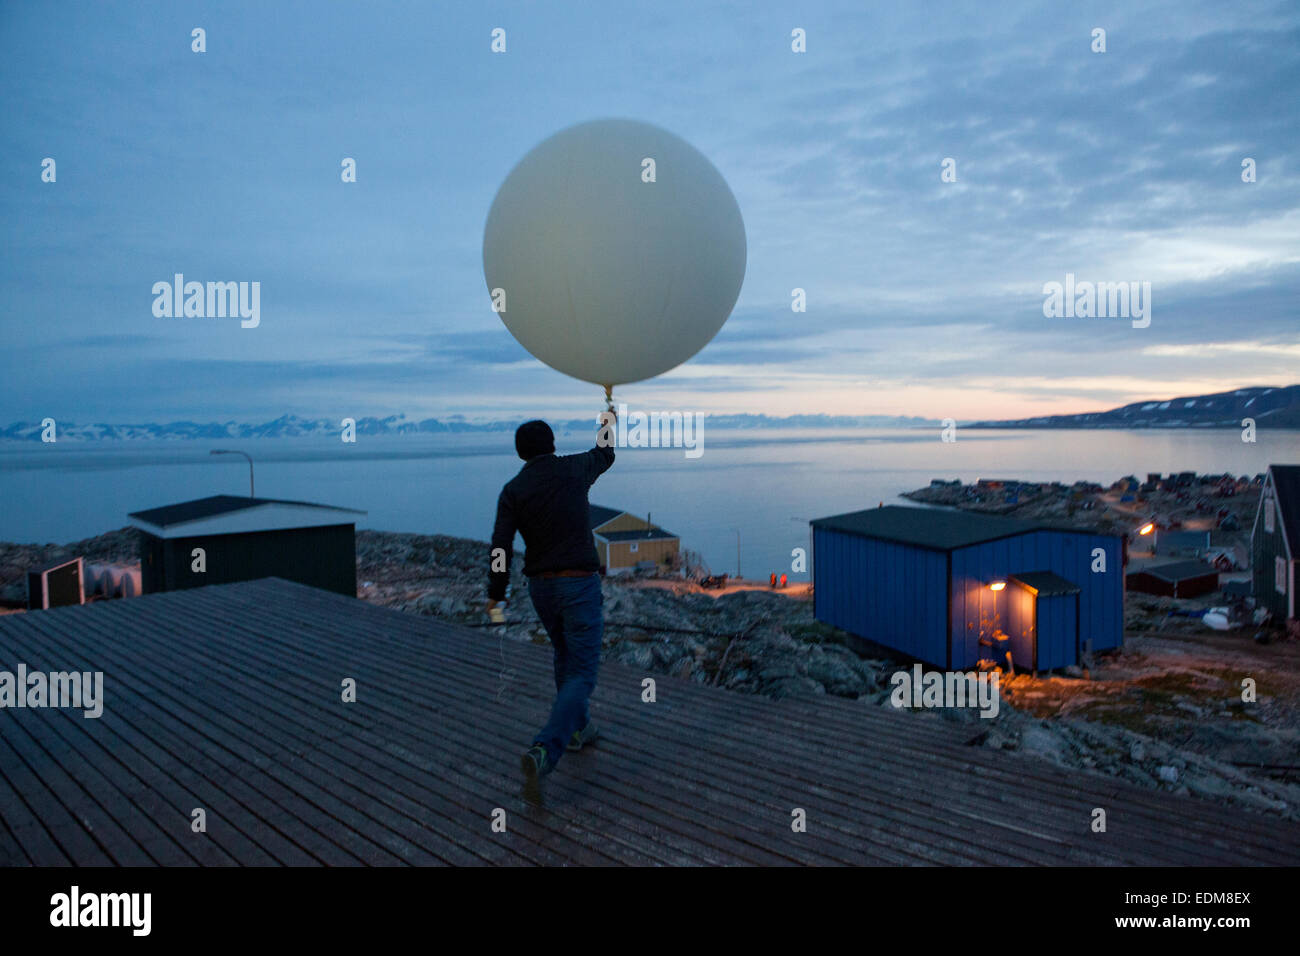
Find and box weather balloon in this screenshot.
[482,118,746,391]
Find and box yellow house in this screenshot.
[590,504,680,574]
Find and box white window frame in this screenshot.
[1277,556,1288,595]
[1264,494,1275,533]
[630,541,639,553]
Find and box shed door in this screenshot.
[1003,583,1036,671]
[1035,593,1079,671]
[46,563,83,608]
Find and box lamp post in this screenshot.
[210,449,254,496]
[1136,519,1156,555]
[983,579,1006,633]
[988,580,1005,621]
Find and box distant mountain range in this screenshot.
[967,385,1300,429]
[0,412,939,442]
[5,385,1295,441]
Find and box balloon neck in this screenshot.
[602,384,614,413]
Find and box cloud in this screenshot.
[0,0,1296,423]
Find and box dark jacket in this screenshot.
[488,444,615,600]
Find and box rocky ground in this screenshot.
[351,530,885,699]
[3,518,1299,821]
[0,527,139,609]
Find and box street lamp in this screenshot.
[987,581,1006,623]
[1134,519,1156,555]
[210,449,254,496]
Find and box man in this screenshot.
[487,416,615,786]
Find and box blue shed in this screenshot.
[811,506,1123,672]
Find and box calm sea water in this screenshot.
[1,428,1295,580]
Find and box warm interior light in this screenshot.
[1138,523,1155,536]
[989,581,1006,591]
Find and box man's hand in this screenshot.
[486,599,507,623]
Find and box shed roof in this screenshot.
[812,505,1052,551]
[27,556,83,576]
[129,495,365,539]
[1010,571,1080,596]
[588,504,625,529]
[598,529,679,542]
[1158,529,1211,547]
[1127,560,1217,583]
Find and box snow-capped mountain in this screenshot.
[967,385,1300,429]
[0,412,938,442]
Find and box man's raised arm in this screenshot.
[584,409,617,485]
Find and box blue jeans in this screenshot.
[528,573,603,765]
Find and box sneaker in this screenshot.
[521,744,553,784]
[567,720,600,752]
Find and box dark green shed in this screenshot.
[129,495,365,598]
[1252,464,1299,623]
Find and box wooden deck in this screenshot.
[0,577,1297,866]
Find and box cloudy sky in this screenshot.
[2,0,1297,425]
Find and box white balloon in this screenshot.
[483,118,747,387]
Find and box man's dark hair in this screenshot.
[515,420,555,461]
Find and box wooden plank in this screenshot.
[0,742,66,866]
[225,580,1300,864]
[0,722,128,865]
[114,599,634,866]
[23,601,511,867]
[382,593,1297,861]
[0,626,232,866]
[255,586,1183,863]
[159,585,796,865]
[204,584,1123,865]
[1,577,1297,867]
[6,612,346,866]
[26,593,614,866]
[276,580,1300,864]
[187,583,920,865]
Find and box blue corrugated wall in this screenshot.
[813,527,949,666]
[815,526,1123,670]
[950,530,1122,669]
